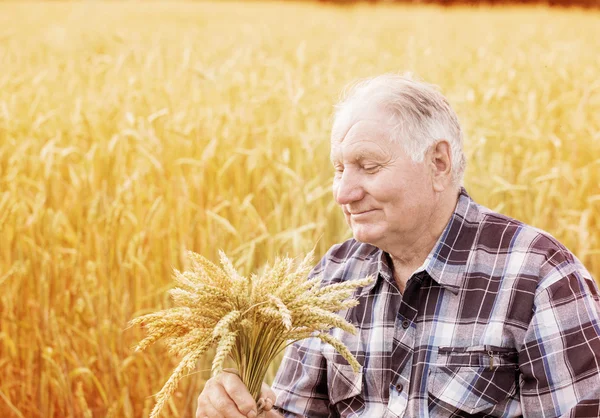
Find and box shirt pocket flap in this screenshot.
[323,350,363,405]
[428,346,518,414]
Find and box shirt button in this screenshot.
[395,383,404,392]
[401,319,410,329]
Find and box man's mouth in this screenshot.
[348,209,376,215]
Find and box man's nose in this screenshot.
[334,171,364,205]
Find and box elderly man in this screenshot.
[196,74,600,418]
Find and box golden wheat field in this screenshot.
[0,1,599,417]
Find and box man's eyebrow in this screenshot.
[354,149,385,162]
[330,148,385,164]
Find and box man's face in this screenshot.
[330,110,436,250]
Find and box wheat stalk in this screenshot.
[129,249,374,418]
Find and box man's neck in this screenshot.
[388,189,460,293]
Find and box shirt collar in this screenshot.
[374,187,481,295]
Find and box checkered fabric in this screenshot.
[272,188,600,417]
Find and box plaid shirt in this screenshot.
[272,188,600,418]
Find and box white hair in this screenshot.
[331,73,466,185]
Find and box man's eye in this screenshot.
[363,165,379,172]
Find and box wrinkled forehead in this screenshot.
[331,102,394,145]
[329,118,401,163]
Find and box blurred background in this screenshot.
[0,0,599,417]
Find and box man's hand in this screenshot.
[196,370,281,418]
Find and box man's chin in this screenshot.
[351,229,381,247]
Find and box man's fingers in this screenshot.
[220,372,259,418]
[206,379,248,418]
[196,382,226,418]
[196,399,225,418]
[197,374,271,418]
[260,383,277,411]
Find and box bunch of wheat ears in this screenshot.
[129,250,374,418]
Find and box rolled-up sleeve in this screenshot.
[520,264,600,417]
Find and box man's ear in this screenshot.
[429,140,452,192]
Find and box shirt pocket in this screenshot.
[428,345,519,415]
[322,348,363,406]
